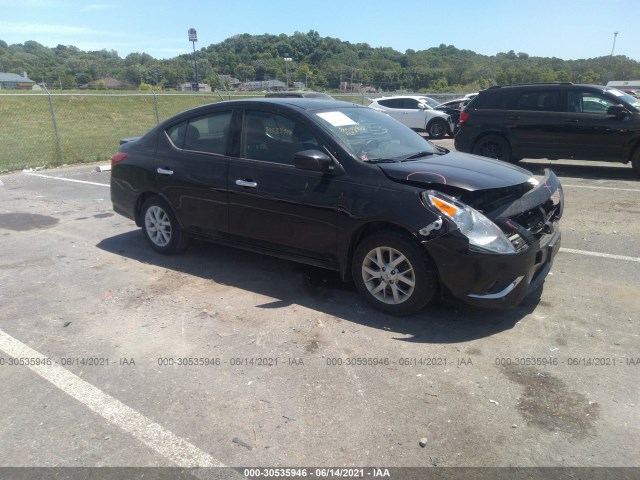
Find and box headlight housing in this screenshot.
[425,191,516,254]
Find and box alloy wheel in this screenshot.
[361,246,416,304]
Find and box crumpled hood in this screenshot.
[378,151,534,191]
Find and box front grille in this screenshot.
[503,184,563,247]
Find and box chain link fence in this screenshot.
[0,90,458,173]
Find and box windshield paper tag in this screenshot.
[317,111,357,127]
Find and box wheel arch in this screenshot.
[134,191,175,227]
[471,132,514,161]
[341,220,438,281]
[471,131,510,149]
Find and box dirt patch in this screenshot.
[0,213,59,231]
[502,365,599,438]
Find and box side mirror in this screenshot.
[294,150,335,172]
[607,104,629,119]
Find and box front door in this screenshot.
[227,108,341,262]
[564,89,630,160]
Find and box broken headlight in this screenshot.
[425,191,516,254]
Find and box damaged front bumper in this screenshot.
[423,169,563,308]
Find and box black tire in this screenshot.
[472,135,512,162]
[352,231,437,316]
[140,196,189,254]
[426,120,447,139]
[631,148,640,177]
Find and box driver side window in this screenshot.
[568,91,617,114]
[241,110,321,165]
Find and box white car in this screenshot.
[367,96,454,139]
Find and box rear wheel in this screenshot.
[426,119,447,139]
[352,231,437,316]
[631,148,640,177]
[472,135,512,162]
[141,197,189,254]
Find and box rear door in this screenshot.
[507,89,569,159]
[377,98,425,129]
[154,108,233,236]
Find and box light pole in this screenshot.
[188,28,199,92]
[284,57,292,90]
[610,31,619,56]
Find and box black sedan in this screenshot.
[111,98,563,315]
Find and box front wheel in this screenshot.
[472,135,512,162]
[141,196,189,254]
[426,120,447,139]
[352,231,437,316]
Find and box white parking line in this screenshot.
[563,184,640,192]
[0,329,227,470]
[560,247,640,263]
[24,172,109,187]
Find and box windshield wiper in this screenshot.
[363,158,398,164]
[400,151,436,161]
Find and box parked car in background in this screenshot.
[367,96,454,138]
[455,82,640,175]
[111,98,563,315]
[265,91,334,99]
[622,89,640,99]
[435,98,467,134]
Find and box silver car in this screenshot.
[368,95,454,139]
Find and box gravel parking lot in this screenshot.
[0,141,638,479]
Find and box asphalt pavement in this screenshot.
[0,148,638,479]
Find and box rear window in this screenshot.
[468,90,515,110]
[513,91,562,112]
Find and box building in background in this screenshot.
[0,71,36,90]
[176,82,212,92]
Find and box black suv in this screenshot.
[454,83,640,175]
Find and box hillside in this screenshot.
[1,31,639,92]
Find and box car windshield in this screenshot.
[419,97,440,108]
[607,88,640,110]
[313,107,439,162]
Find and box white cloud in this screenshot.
[0,21,95,36]
[0,21,139,39]
[0,0,61,6]
[82,3,113,11]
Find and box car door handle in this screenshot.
[157,168,174,175]
[235,179,258,188]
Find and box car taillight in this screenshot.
[111,152,128,167]
[459,111,470,124]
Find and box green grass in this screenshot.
[0,92,255,172]
[0,90,367,172]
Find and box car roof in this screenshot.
[168,98,362,119]
[265,91,333,98]
[483,82,611,92]
[373,95,431,101]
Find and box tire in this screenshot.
[426,120,447,139]
[140,196,189,254]
[631,148,640,177]
[472,135,512,162]
[352,231,437,316]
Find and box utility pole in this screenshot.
[610,31,619,56]
[188,28,199,92]
[284,56,292,89]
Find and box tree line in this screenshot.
[1,31,639,92]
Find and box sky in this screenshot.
[1,0,638,62]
